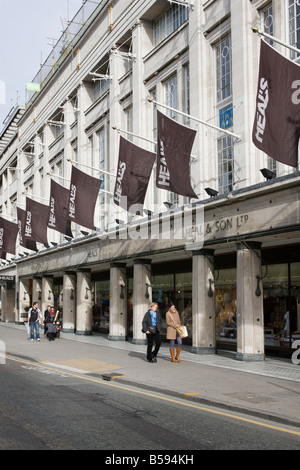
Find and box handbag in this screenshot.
[176,325,188,338]
[149,325,157,334]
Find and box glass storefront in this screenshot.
[215,262,300,352]
[151,272,192,339]
[215,268,237,343]
[263,263,299,350]
[89,257,300,356]
[92,279,110,332]
[53,279,63,325]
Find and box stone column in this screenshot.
[62,271,76,332]
[109,263,127,340]
[76,269,92,335]
[236,242,264,361]
[32,277,42,304]
[18,278,30,323]
[191,249,216,354]
[42,276,54,313]
[1,283,15,323]
[132,259,152,345]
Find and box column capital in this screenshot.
[236,241,262,251]
[133,258,152,265]
[192,249,214,257]
[76,268,91,273]
[110,262,127,269]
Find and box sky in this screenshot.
[0,0,85,132]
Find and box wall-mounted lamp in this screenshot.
[119,279,125,299]
[60,292,63,301]
[260,168,276,180]
[115,219,125,225]
[70,289,74,300]
[38,290,41,300]
[48,290,52,301]
[23,291,28,301]
[85,287,91,299]
[205,187,219,197]
[208,279,214,297]
[145,283,151,299]
[255,275,262,297]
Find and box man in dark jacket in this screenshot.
[28,301,42,341]
[142,302,162,363]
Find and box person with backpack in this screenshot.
[27,301,42,341]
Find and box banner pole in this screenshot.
[252,27,300,55]
[147,98,241,141]
[112,126,156,145]
[46,172,112,196]
[66,159,116,177]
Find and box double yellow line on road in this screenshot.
[7,355,300,438]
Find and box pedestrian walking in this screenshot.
[43,305,51,337]
[166,303,182,362]
[142,302,162,363]
[45,307,58,341]
[28,301,42,341]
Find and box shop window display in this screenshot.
[215,268,237,343]
[151,272,192,338]
[262,264,290,348]
[92,280,110,332]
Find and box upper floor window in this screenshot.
[216,35,232,104]
[94,78,110,102]
[164,74,177,119]
[154,4,189,46]
[261,3,273,42]
[183,64,190,126]
[289,0,300,59]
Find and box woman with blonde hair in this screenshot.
[166,303,182,362]
[142,302,162,363]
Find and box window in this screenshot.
[261,4,276,172]
[164,74,177,119]
[216,36,232,104]
[218,136,234,194]
[125,106,133,141]
[97,128,106,230]
[154,4,188,46]
[183,65,190,126]
[94,78,110,102]
[261,3,273,44]
[289,0,300,59]
[215,36,234,194]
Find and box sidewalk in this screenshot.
[1,322,300,428]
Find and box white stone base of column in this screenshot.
[191,346,216,354]
[236,352,265,362]
[75,330,92,335]
[132,338,147,345]
[108,335,126,341]
[62,328,75,333]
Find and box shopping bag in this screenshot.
[25,322,30,335]
[176,325,188,338]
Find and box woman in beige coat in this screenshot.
[166,304,182,363]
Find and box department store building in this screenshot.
[0,0,300,360]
